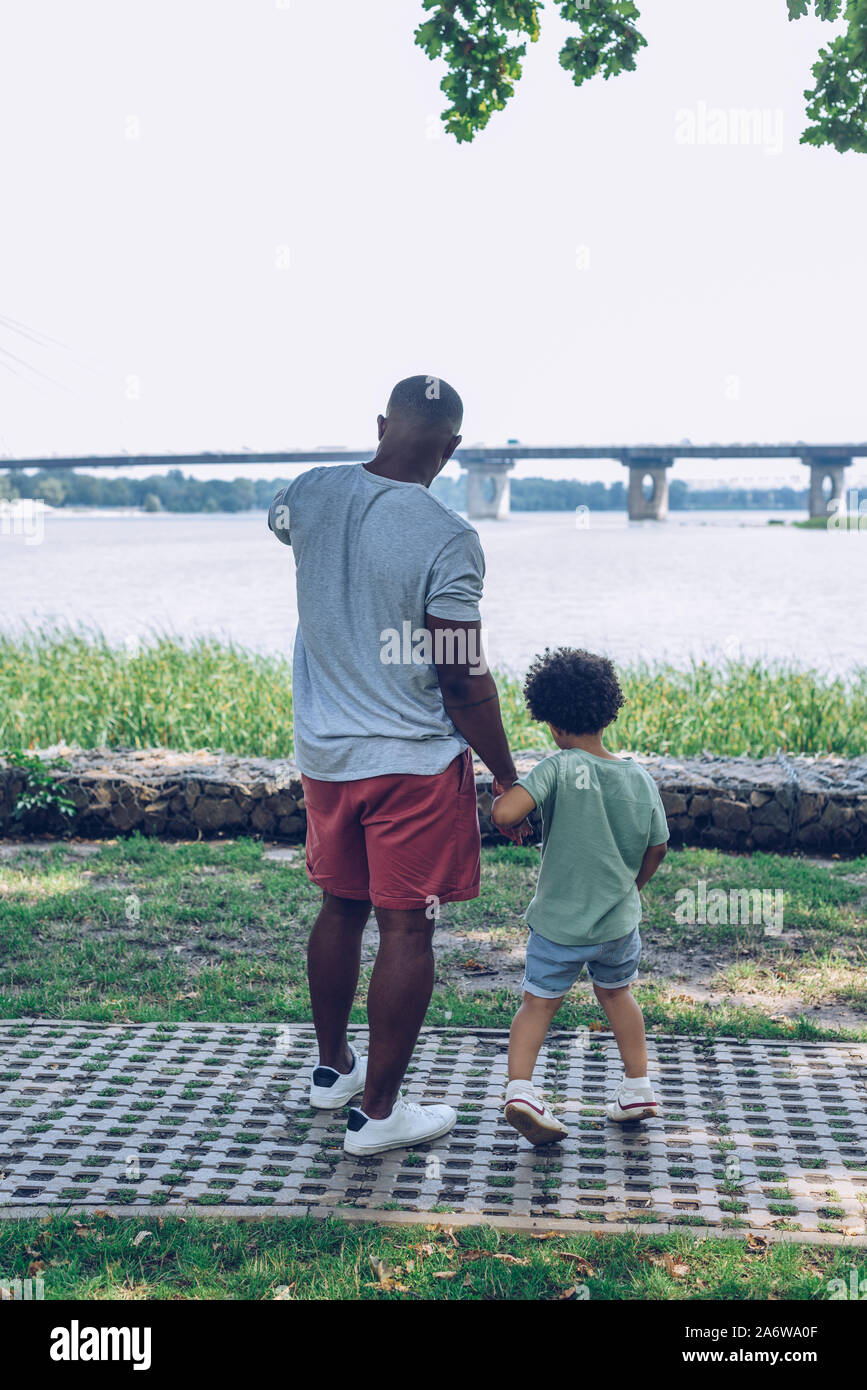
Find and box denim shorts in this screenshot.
[522,925,642,998]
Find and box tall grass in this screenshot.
[1,624,865,758]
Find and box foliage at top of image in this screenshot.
[415,0,867,154]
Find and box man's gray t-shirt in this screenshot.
[268,463,485,781]
[517,749,670,946]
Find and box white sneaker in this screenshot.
[503,1080,568,1146]
[309,1045,367,1110]
[343,1094,457,1156]
[605,1079,658,1123]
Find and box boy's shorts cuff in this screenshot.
[520,975,569,1000]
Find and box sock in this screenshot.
[622,1075,650,1089]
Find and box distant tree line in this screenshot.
[0,467,810,513]
[432,475,810,512]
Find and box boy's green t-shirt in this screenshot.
[516,749,670,947]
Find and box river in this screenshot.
[2,507,864,676]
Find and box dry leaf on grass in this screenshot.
[458,1249,530,1266]
[27,1260,45,1277]
[132,1231,153,1248]
[651,1253,689,1278]
[554,1252,595,1277]
[368,1255,409,1293]
[431,1271,458,1280]
[424,1224,459,1245]
[746,1233,768,1252]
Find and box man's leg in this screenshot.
[307,890,371,1072]
[359,907,435,1119]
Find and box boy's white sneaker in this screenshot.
[503,1080,568,1146]
[343,1095,457,1155]
[605,1079,659,1123]
[309,1044,367,1110]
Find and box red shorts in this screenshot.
[301,748,481,911]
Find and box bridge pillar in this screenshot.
[807,457,849,519]
[627,461,671,520]
[463,460,514,520]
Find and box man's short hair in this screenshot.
[523,647,626,735]
[386,375,463,435]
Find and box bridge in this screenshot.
[4,443,866,521]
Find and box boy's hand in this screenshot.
[492,779,535,844]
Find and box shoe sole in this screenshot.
[607,1103,658,1123]
[309,1081,365,1110]
[504,1102,568,1147]
[343,1112,456,1156]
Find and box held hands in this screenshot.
[492,777,534,845]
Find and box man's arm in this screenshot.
[426,614,532,842]
[636,841,667,890]
[426,615,516,786]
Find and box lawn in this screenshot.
[1,838,865,1039]
[2,1213,863,1301]
[2,836,865,1302]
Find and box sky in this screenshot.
[1,0,866,488]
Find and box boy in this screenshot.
[491,647,669,1146]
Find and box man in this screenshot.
[269,374,529,1156]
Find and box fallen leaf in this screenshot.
[458,1249,530,1266]
[554,1252,595,1277]
[556,1285,582,1300]
[27,1260,45,1277]
[651,1253,689,1278]
[368,1255,410,1293]
[431,1270,458,1280]
[747,1233,768,1251]
[132,1231,153,1248]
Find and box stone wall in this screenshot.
[2,747,867,855]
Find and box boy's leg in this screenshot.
[508,991,566,1081]
[592,982,647,1078]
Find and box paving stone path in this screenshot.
[1,1021,865,1241]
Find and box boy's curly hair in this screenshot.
[523,647,625,735]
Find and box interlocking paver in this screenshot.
[1,1020,865,1237]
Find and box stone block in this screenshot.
[193,797,244,831]
[711,798,751,834]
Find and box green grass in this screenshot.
[2,624,867,758]
[1,1213,862,1300]
[1,839,865,1038]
